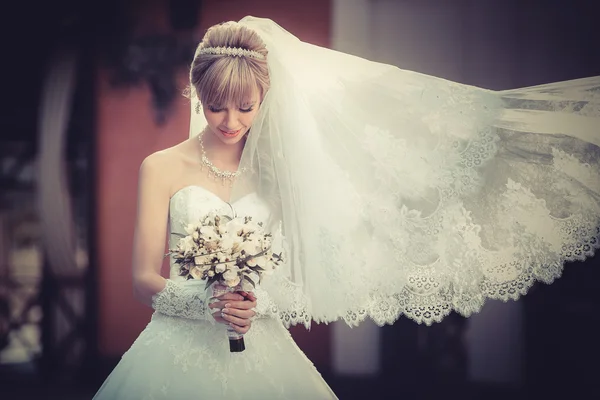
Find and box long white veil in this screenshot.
[189,16,600,328]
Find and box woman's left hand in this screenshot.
[209,291,257,334]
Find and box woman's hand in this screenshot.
[208,285,257,335]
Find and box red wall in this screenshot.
[97,0,332,369]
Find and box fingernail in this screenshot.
[223,308,229,314]
[225,303,231,308]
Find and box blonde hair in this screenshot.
[188,21,270,107]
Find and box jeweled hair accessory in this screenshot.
[198,46,265,60]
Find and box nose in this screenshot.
[223,110,240,129]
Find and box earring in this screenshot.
[195,102,201,114]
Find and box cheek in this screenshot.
[242,111,259,126]
[203,112,220,127]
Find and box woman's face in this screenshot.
[202,93,261,146]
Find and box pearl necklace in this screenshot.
[197,133,246,186]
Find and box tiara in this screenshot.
[198,46,265,60]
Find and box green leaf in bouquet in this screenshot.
[205,275,220,291]
[243,275,256,289]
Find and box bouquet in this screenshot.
[169,212,284,352]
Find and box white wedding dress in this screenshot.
[93,185,338,400]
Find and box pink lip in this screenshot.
[219,128,242,137]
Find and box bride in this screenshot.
[93,16,599,399]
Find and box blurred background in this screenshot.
[0,0,599,399]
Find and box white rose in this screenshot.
[247,255,267,268]
[207,270,215,277]
[200,226,218,240]
[225,276,241,288]
[243,220,262,234]
[223,265,240,280]
[226,218,245,236]
[192,231,199,241]
[220,237,234,251]
[180,236,195,254]
[230,237,244,253]
[215,263,226,273]
[240,239,260,255]
[185,224,196,235]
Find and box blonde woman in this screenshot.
[94,16,600,399]
[94,19,338,400]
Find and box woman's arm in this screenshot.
[131,152,171,305]
[130,151,256,330]
[131,152,215,320]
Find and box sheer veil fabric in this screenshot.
[189,16,600,327]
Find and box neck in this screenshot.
[199,128,245,166]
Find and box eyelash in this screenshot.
[208,106,253,113]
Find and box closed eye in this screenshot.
[208,106,254,113]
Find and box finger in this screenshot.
[222,307,255,319]
[213,292,244,301]
[221,311,250,326]
[221,311,250,327]
[243,292,257,301]
[212,313,242,327]
[208,295,244,309]
[221,299,257,310]
[229,323,250,335]
[208,300,228,310]
[209,298,248,310]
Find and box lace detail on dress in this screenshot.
[151,279,212,321]
[126,314,323,399]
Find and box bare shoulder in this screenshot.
[139,140,194,196]
[140,148,177,174]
